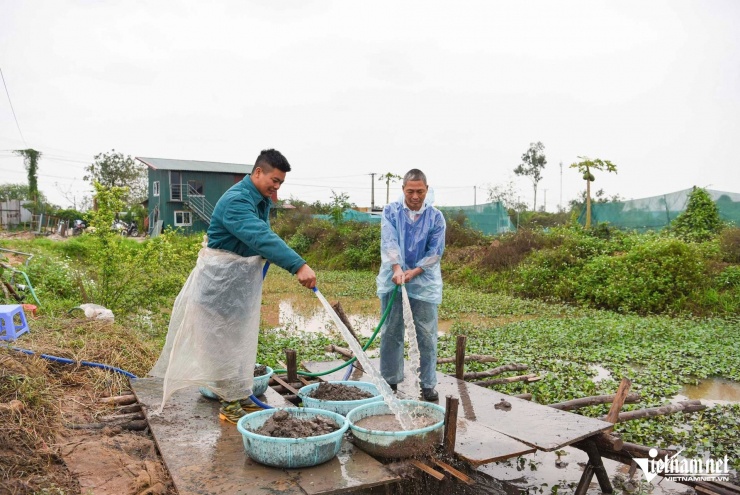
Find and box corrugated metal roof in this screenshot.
[136,157,253,174]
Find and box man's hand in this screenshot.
[392,265,405,285]
[403,267,423,283]
[296,264,317,289]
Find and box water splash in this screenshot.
[313,288,416,430]
[401,286,422,398]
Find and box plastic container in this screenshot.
[199,365,274,400]
[297,381,382,416]
[236,407,348,468]
[346,400,445,459]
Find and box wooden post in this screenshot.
[455,335,467,380]
[332,302,362,344]
[285,349,298,383]
[443,395,459,455]
[604,378,632,432]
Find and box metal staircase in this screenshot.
[183,185,215,224]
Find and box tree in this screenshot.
[669,187,722,242]
[514,142,547,211]
[13,149,41,205]
[378,172,402,204]
[328,190,355,224]
[569,157,617,229]
[84,150,147,206]
[0,183,32,201]
[486,180,528,211]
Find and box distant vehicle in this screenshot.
[72,219,86,236]
[112,219,139,237]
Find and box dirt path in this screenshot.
[0,352,174,495]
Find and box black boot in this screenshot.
[389,383,398,392]
[422,387,438,401]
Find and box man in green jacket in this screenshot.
[208,149,316,288]
[150,149,315,421]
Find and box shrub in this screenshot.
[479,229,550,271]
[573,238,710,313]
[719,228,740,263]
[669,187,723,242]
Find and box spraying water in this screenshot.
[401,286,422,398]
[313,288,416,430]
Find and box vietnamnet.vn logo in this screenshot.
[634,448,732,483]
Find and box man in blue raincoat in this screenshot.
[377,169,446,401]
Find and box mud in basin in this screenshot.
[308,382,375,401]
[346,400,445,459]
[298,381,383,416]
[237,408,349,468]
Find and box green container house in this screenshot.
[137,157,254,235]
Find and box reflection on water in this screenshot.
[270,300,380,337]
[590,364,612,383]
[270,300,451,337]
[677,377,740,405]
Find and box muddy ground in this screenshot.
[0,351,174,495]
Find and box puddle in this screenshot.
[268,300,380,337]
[590,364,612,383]
[672,377,740,406]
[478,447,696,495]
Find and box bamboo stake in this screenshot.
[471,374,541,387]
[437,354,497,364]
[463,364,528,380]
[332,302,361,344]
[548,393,641,411]
[99,394,137,406]
[443,395,459,455]
[604,401,706,423]
[604,378,632,431]
[455,335,467,380]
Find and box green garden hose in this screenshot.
[273,286,399,377]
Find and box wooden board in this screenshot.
[303,359,614,452]
[132,378,399,495]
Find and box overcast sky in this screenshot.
[1,0,739,211]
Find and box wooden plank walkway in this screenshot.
[132,378,400,495]
[303,359,614,453]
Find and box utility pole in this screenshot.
[559,161,563,213]
[369,173,376,210]
[543,189,548,212]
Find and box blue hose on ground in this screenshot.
[11,347,138,379]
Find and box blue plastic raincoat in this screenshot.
[376,192,446,304]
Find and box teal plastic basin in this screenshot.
[236,407,349,468]
[199,365,274,400]
[297,381,382,416]
[346,400,444,459]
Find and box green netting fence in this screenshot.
[579,188,740,231]
[437,202,514,235]
[312,202,515,235]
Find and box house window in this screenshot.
[174,211,192,226]
[170,171,182,201]
[188,180,204,196]
[153,181,160,197]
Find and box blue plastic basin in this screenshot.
[199,365,274,400]
[236,407,349,468]
[346,400,444,459]
[297,381,382,416]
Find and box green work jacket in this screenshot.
[207,176,306,274]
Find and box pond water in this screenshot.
[269,299,453,336]
[674,377,740,406]
[477,447,691,495]
[269,300,380,337]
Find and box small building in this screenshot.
[136,157,253,235]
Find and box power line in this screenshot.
[0,68,26,145]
